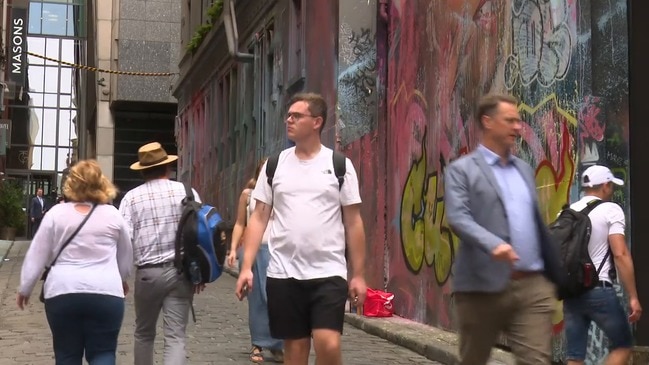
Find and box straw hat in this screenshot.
[130,142,178,170]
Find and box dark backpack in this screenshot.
[549,199,612,300]
[265,150,346,190]
[174,183,228,286]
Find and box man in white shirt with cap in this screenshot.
[564,165,642,365]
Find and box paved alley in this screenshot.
[0,241,442,364]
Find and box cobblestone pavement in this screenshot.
[0,241,443,365]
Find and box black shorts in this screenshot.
[266,276,348,339]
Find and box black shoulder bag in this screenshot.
[39,204,97,303]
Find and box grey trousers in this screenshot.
[133,265,193,365]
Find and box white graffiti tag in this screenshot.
[505,0,573,89]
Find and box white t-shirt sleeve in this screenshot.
[606,203,626,236]
[252,160,273,206]
[340,158,362,206]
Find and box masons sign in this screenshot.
[9,7,27,85]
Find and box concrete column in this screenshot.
[96,0,115,181]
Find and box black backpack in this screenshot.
[265,150,346,190]
[549,199,612,300]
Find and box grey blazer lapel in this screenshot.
[471,152,505,203]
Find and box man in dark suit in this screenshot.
[444,94,563,365]
[30,188,45,237]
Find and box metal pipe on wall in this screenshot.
[223,0,254,63]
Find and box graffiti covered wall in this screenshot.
[383,0,629,363]
[175,0,632,362]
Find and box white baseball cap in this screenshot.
[581,165,624,187]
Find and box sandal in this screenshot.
[270,349,284,363]
[250,346,264,363]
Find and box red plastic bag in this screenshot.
[363,288,395,317]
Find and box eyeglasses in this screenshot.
[286,112,316,121]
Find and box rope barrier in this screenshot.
[26,52,178,77]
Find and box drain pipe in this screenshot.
[223,0,254,63]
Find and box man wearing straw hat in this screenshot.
[119,142,204,365]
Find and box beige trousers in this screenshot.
[454,274,556,365]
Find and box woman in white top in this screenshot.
[227,158,283,363]
[16,159,133,365]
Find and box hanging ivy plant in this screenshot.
[207,0,224,24]
[186,24,213,53]
[186,0,225,53]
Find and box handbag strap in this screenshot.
[46,203,98,269]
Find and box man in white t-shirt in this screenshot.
[564,165,642,365]
[235,92,367,365]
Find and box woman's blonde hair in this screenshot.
[63,159,118,204]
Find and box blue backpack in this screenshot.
[174,183,227,286]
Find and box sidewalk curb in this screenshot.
[343,312,513,365]
[0,240,14,268]
[222,265,513,364]
[344,312,459,364]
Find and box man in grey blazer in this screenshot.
[444,94,563,365]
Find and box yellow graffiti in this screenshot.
[391,82,428,109]
[535,143,575,224]
[400,134,457,285]
[424,173,457,283]
[519,93,578,127]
